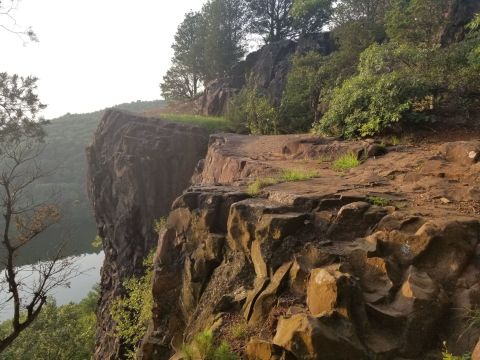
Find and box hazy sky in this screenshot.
[0,0,206,118]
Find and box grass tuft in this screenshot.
[247,177,279,196]
[333,152,361,172]
[280,169,318,182]
[247,169,317,196]
[367,196,391,207]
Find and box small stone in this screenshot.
[440,197,451,204]
[469,151,478,160]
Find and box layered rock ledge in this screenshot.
[138,133,480,359]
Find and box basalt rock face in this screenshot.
[198,33,334,116]
[139,134,480,360]
[86,109,209,360]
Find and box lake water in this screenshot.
[0,251,104,322]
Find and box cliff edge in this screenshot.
[86,109,209,359]
[140,133,480,359]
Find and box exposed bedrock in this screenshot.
[138,134,480,360]
[86,109,209,359]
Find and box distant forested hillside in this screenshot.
[11,100,166,265]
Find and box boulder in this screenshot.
[306,265,363,318]
[246,339,296,360]
[327,202,388,241]
[367,266,448,357]
[439,141,480,165]
[273,313,368,360]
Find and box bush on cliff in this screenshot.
[110,252,154,359]
[183,330,238,360]
[227,80,279,135]
[312,4,480,138]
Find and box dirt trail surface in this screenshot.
[135,132,480,360]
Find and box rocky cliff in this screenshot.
[196,33,334,117]
[138,133,480,359]
[86,109,209,359]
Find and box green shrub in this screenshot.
[442,342,471,360]
[247,177,280,196]
[367,196,391,206]
[280,169,317,182]
[183,330,238,360]
[0,289,98,360]
[91,235,102,249]
[279,52,323,133]
[154,217,167,234]
[227,79,279,135]
[110,252,154,359]
[247,169,317,196]
[315,67,431,138]
[332,152,361,171]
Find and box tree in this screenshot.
[161,62,201,101]
[332,0,391,26]
[246,0,332,43]
[0,288,98,360]
[385,0,453,46]
[160,11,206,101]
[0,73,79,353]
[291,0,333,36]
[201,0,248,81]
[0,0,37,43]
[245,0,294,43]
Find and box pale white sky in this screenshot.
[0,0,206,119]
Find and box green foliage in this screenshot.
[153,217,167,234]
[468,13,480,31]
[247,169,317,196]
[201,0,248,81]
[442,342,472,360]
[0,289,98,360]
[317,70,430,137]
[386,0,451,45]
[280,169,317,181]
[0,73,47,142]
[247,177,280,196]
[183,330,238,360]
[367,196,391,206]
[227,80,279,135]
[110,252,155,359]
[290,0,333,36]
[92,235,103,250]
[279,52,323,133]
[161,11,205,101]
[332,152,361,171]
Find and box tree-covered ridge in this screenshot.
[161,0,333,102]
[163,0,480,138]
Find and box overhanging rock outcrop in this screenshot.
[86,109,209,360]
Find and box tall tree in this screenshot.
[291,0,333,37]
[161,11,206,101]
[0,73,79,353]
[202,0,248,81]
[385,0,453,45]
[245,0,294,43]
[246,0,333,43]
